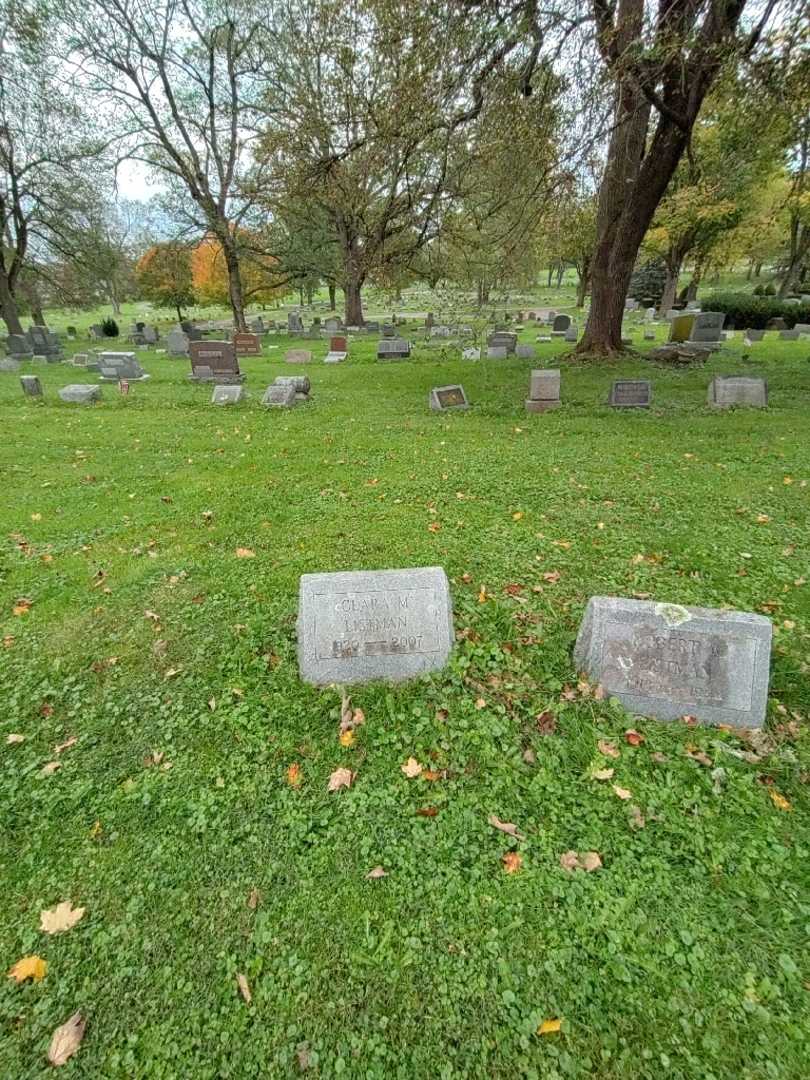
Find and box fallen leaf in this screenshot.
[6,733,25,744]
[769,789,792,811]
[580,851,603,872]
[366,866,387,879]
[629,805,646,829]
[339,729,355,748]
[503,583,525,596]
[542,570,561,584]
[686,746,713,767]
[2,635,15,648]
[651,751,668,763]
[537,1018,561,1036]
[512,511,524,521]
[488,814,525,840]
[416,806,438,817]
[247,887,260,909]
[328,767,353,792]
[13,597,32,616]
[597,739,620,758]
[286,762,302,787]
[427,520,441,533]
[474,697,487,710]
[612,785,632,800]
[40,761,61,777]
[236,972,252,1003]
[7,955,47,983]
[144,750,164,768]
[559,851,580,872]
[536,711,557,735]
[54,737,77,755]
[235,547,256,558]
[296,1043,312,1071]
[40,901,85,935]
[624,729,645,746]
[144,609,160,622]
[89,820,102,840]
[522,748,536,764]
[47,1011,85,1066]
[477,586,487,603]
[502,851,522,873]
[591,767,615,781]
[401,757,423,778]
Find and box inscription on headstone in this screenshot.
[298,567,454,686]
[707,376,768,408]
[429,385,469,411]
[609,380,651,408]
[211,385,245,405]
[233,332,261,356]
[574,596,771,728]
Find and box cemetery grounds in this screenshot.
[1,285,809,1078]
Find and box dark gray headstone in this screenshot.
[5,334,32,358]
[377,338,410,360]
[609,380,651,408]
[552,314,571,333]
[21,375,42,396]
[297,566,454,686]
[743,329,765,343]
[574,596,771,728]
[516,344,535,359]
[779,329,799,340]
[429,384,469,411]
[167,330,190,356]
[689,312,725,344]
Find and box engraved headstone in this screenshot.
[551,314,571,334]
[688,311,725,346]
[564,325,578,343]
[233,332,262,356]
[574,596,771,728]
[487,332,517,354]
[297,566,454,686]
[143,325,159,344]
[429,384,469,411]
[609,380,651,408]
[5,333,32,359]
[189,340,243,383]
[167,329,190,356]
[669,314,695,343]
[285,348,313,364]
[273,375,310,401]
[707,376,767,408]
[743,329,765,344]
[211,384,245,405]
[516,344,535,359]
[58,384,101,404]
[377,338,410,360]
[262,383,297,407]
[525,368,561,413]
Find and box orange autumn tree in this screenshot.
[191,235,288,310]
[135,242,195,320]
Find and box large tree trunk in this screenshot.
[778,221,809,297]
[328,283,336,311]
[343,277,364,325]
[217,229,247,330]
[658,259,681,318]
[0,273,24,335]
[575,255,591,307]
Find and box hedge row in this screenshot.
[703,292,810,330]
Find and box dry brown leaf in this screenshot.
[40,901,85,935]
[597,739,620,758]
[235,547,256,558]
[612,785,632,800]
[559,850,580,872]
[474,697,487,710]
[236,973,252,1004]
[286,763,302,787]
[502,851,523,874]
[47,1011,85,1066]
[7,955,47,983]
[144,750,164,768]
[247,887,260,910]
[580,851,603,872]
[536,711,557,735]
[591,768,614,781]
[366,866,387,879]
[296,1043,312,1071]
[624,729,645,746]
[6,733,25,745]
[40,761,61,777]
[144,609,160,622]
[686,746,713,767]
[488,814,525,841]
[651,751,668,763]
[328,767,353,792]
[54,737,77,755]
[522,748,536,764]
[401,757,422,779]
[769,789,792,811]
[629,805,646,829]
[416,806,438,817]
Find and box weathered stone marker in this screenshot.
[429,385,469,411]
[261,383,297,407]
[20,375,43,397]
[525,368,561,413]
[574,596,771,728]
[211,385,245,405]
[233,332,262,356]
[609,380,651,408]
[708,376,767,408]
[298,566,454,686]
[58,384,101,404]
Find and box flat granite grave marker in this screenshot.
[211,385,245,405]
[58,384,101,404]
[261,383,297,407]
[377,338,410,360]
[285,348,313,364]
[707,376,768,408]
[429,384,469,411]
[21,375,42,397]
[574,596,771,728]
[609,380,651,408]
[297,566,454,686]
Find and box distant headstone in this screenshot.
[525,368,561,413]
[233,332,262,356]
[0,357,21,372]
[779,328,799,340]
[262,383,297,408]
[624,298,639,311]
[462,347,481,360]
[97,352,149,381]
[377,339,410,361]
[685,300,700,311]
[325,335,348,363]
[645,307,656,321]
[273,375,310,401]
[58,384,101,404]
[551,314,571,334]
[688,311,725,347]
[167,330,190,356]
[297,566,454,686]
[564,325,578,343]
[287,311,304,334]
[429,384,469,411]
[324,317,343,333]
[794,323,810,335]
[189,341,244,383]
[707,376,767,408]
[5,334,32,359]
[643,328,656,340]
[26,324,63,360]
[516,344,535,359]
[669,314,695,343]
[487,331,517,354]
[285,348,313,364]
[143,325,159,344]
[211,385,245,405]
[487,346,507,359]
[574,596,771,728]
[743,329,765,344]
[609,380,651,408]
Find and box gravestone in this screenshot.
[5,334,32,359]
[609,380,651,408]
[779,329,799,340]
[261,383,297,408]
[516,344,535,359]
[429,385,469,411]
[564,325,578,343]
[487,346,507,359]
[525,368,561,413]
[487,331,517,354]
[625,299,639,311]
[167,330,190,356]
[324,317,343,333]
[20,375,42,397]
[644,328,656,340]
[97,352,149,381]
[574,596,771,728]
[273,375,310,401]
[688,312,725,348]
[189,341,244,383]
[26,325,63,361]
[766,317,786,331]
[669,314,695,343]
[288,312,304,334]
[66,326,77,339]
[211,385,245,405]
[551,314,571,335]
[645,307,656,321]
[462,347,481,360]
[377,339,410,361]
[285,348,313,364]
[58,384,101,404]
[233,332,262,356]
[743,329,765,344]
[297,566,454,686]
[250,317,266,334]
[707,376,767,408]
[794,323,810,335]
[143,325,159,344]
[0,357,21,372]
[88,325,104,341]
[325,335,348,363]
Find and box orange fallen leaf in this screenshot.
[769,789,792,811]
[339,729,356,748]
[685,746,713,767]
[624,729,645,746]
[13,597,32,617]
[235,547,256,558]
[416,806,438,817]
[236,973,252,1004]
[40,901,85,935]
[47,1011,85,1066]
[537,1018,561,1036]
[328,767,353,792]
[427,521,441,533]
[401,757,423,778]
[8,955,47,983]
[502,851,522,874]
[286,762,302,787]
[477,586,488,603]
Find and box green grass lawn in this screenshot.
[1,321,809,1078]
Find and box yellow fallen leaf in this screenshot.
[236,972,252,1004]
[235,547,256,558]
[478,586,487,603]
[89,820,102,840]
[339,729,355,748]
[401,757,423,778]
[537,1018,562,1036]
[488,814,525,840]
[512,511,524,521]
[769,789,792,811]
[8,955,47,983]
[40,901,85,935]
[47,1011,86,1066]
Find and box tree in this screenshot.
[135,242,194,320]
[63,0,274,330]
[190,235,286,309]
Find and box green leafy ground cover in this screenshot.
[1,312,809,1078]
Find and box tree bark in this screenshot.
[219,232,247,330]
[328,283,336,310]
[343,277,364,325]
[575,256,591,307]
[0,271,24,334]
[658,259,681,318]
